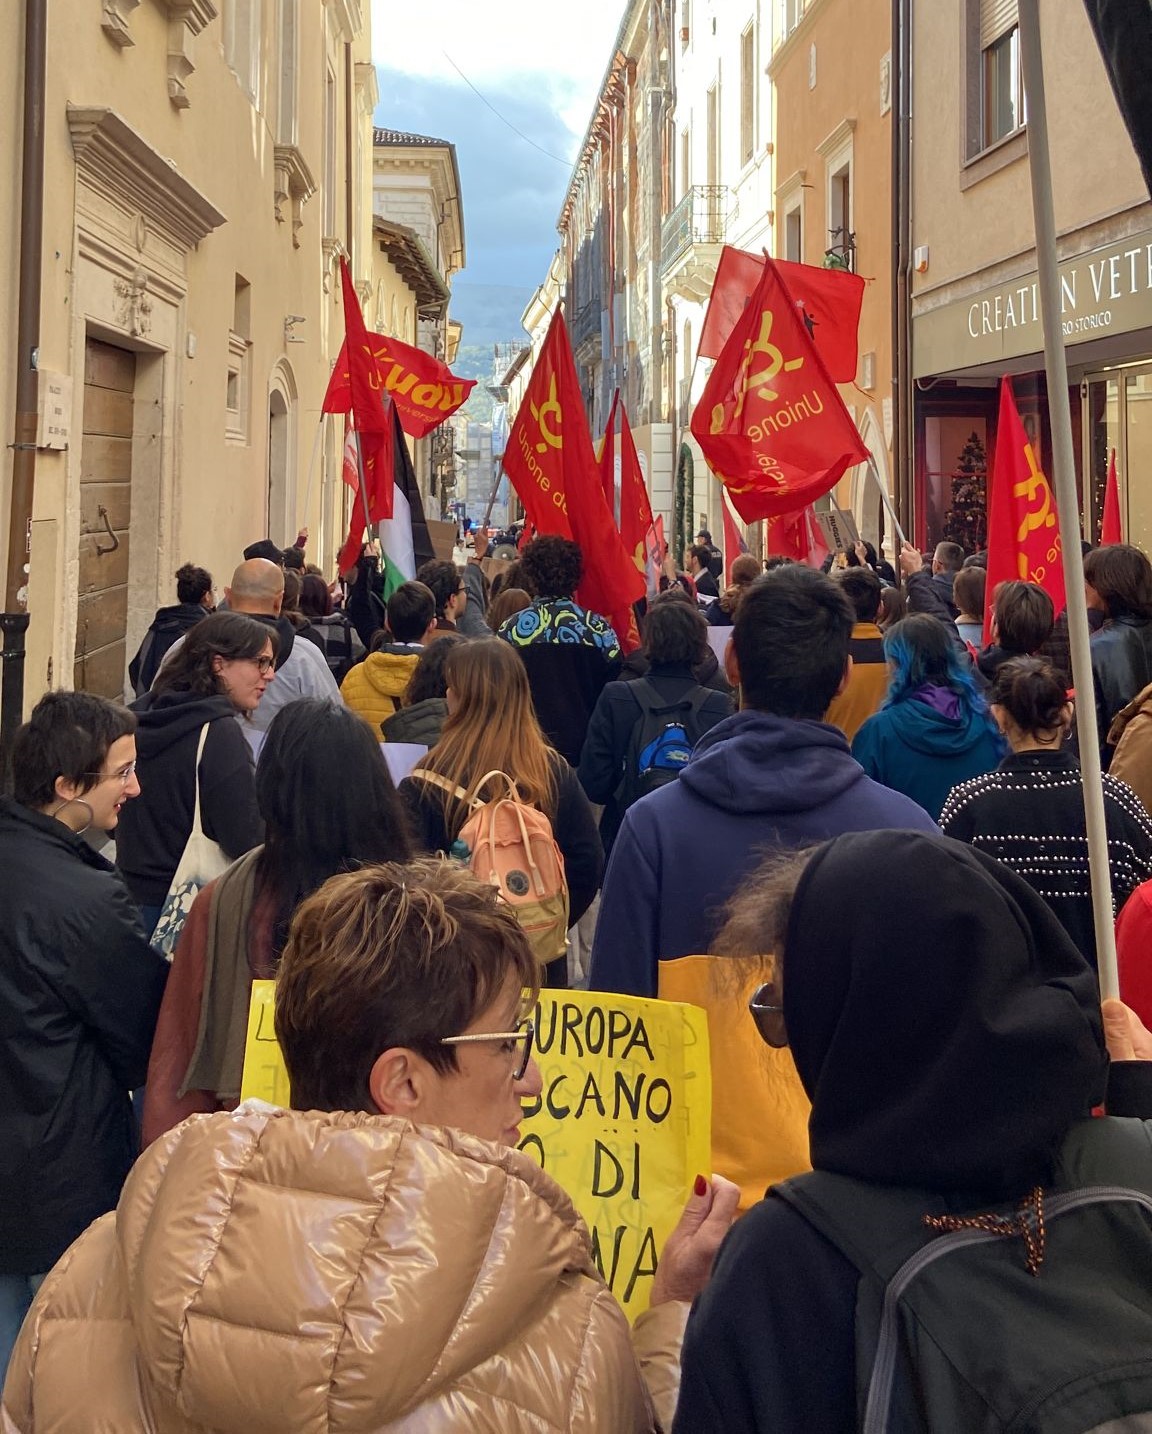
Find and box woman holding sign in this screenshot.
[5,858,737,1433]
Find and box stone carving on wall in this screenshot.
[114,269,153,338]
[101,0,141,47]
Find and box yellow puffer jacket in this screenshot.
[3,1106,685,1432]
[340,649,420,731]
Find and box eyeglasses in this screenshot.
[248,655,275,675]
[440,1018,535,1081]
[84,761,138,785]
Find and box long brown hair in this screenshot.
[414,639,557,835]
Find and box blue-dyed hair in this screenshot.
[882,614,999,738]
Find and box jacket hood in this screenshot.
[148,603,208,635]
[118,1107,598,1431]
[678,710,866,815]
[784,831,1107,1195]
[879,693,1001,757]
[362,648,420,698]
[129,689,238,758]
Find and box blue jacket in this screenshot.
[587,710,938,998]
[852,696,1006,821]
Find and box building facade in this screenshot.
[909,0,1151,556]
[1,0,377,710]
[770,0,895,553]
[557,0,675,540]
[371,128,466,517]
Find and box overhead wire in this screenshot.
[441,51,573,167]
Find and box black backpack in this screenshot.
[617,677,710,811]
[774,1118,1152,1433]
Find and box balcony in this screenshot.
[661,185,727,302]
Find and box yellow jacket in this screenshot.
[3,1106,686,1432]
[340,648,420,731]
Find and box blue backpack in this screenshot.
[618,678,710,810]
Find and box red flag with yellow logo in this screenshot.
[335,258,393,522]
[689,255,869,523]
[324,331,476,438]
[984,376,1067,644]
[600,392,655,583]
[504,309,644,646]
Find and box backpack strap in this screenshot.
[410,769,479,808]
[631,676,697,720]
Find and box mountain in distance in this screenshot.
[449,282,532,346]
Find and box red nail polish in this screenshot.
[694,1174,708,1197]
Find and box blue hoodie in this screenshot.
[587,710,938,998]
[851,690,1006,822]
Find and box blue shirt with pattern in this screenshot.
[496,597,621,661]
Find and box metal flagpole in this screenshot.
[298,412,325,533]
[866,453,908,548]
[1018,0,1119,998]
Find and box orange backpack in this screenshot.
[415,769,570,967]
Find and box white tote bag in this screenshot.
[150,723,231,958]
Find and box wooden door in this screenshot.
[75,338,135,696]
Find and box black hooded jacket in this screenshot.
[115,690,264,905]
[128,602,208,696]
[0,799,169,1274]
[675,831,1114,1433]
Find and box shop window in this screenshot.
[740,24,756,167]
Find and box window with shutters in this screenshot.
[977,0,1024,150]
[740,24,756,167]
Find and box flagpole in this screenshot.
[351,425,377,551]
[298,412,325,533]
[481,462,504,529]
[866,453,908,548]
[1018,0,1118,998]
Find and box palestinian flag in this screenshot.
[342,406,435,599]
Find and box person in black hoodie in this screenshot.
[116,613,268,935]
[128,562,214,697]
[0,693,168,1382]
[674,830,1148,1433]
[578,595,732,854]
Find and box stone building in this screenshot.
[1,0,377,708]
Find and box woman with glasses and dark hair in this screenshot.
[1085,543,1152,768]
[7,856,737,1432]
[0,692,168,1384]
[116,612,270,935]
[142,698,413,1143]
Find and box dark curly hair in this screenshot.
[520,535,583,599]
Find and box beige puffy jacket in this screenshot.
[3,1106,686,1432]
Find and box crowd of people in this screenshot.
[3,516,1152,1429]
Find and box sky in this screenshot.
[371,0,628,341]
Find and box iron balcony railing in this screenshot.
[660,185,728,272]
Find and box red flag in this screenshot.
[690,255,869,523]
[1101,447,1124,544]
[984,377,1067,644]
[599,390,620,513]
[617,403,655,579]
[336,427,372,576]
[721,490,749,584]
[764,505,829,569]
[698,247,865,383]
[336,259,393,521]
[324,331,476,438]
[504,309,644,648]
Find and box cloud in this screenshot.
[370,0,626,100]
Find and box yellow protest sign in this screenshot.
[240,980,291,1106]
[238,982,711,1319]
[518,989,711,1320]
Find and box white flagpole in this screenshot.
[298,412,325,533]
[866,453,908,548]
[1018,0,1119,998]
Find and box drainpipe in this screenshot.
[2,0,47,780]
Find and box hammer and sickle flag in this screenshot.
[690,254,868,523]
[983,376,1066,644]
[504,308,644,637]
[324,331,476,439]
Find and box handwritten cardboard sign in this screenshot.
[518,989,711,1318]
[239,983,711,1318]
